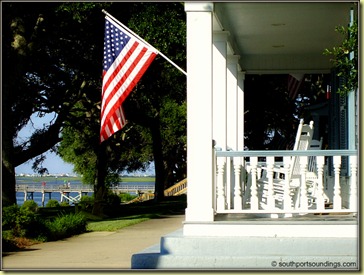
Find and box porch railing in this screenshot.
[214,149,357,217]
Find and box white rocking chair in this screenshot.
[308,137,323,174]
[306,137,330,206]
[258,119,314,211]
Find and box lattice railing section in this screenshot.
[214,150,357,217]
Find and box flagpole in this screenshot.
[102,9,187,76]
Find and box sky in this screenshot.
[15,113,75,175]
[15,151,75,175]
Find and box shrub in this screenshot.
[60,201,70,207]
[45,213,87,241]
[119,193,137,202]
[2,204,46,239]
[106,191,121,208]
[2,204,20,230]
[79,195,94,211]
[46,199,60,208]
[21,200,38,212]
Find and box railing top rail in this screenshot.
[164,178,187,193]
[15,184,94,191]
[215,149,357,157]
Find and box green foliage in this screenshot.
[45,213,87,241]
[123,3,187,191]
[3,204,84,246]
[2,204,46,239]
[119,193,138,203]
[56,2,111,22]
[60,201,70,207]
[58,123,98,185]
[323,21,358,95]
[45,199,60,208]
[3,2,113,204]
[2,204,20,230]
[21,200,38,212]
[105,191,121,208]
[25,2,188,206]
[78,195,94,211]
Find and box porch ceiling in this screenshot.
[214,2,355,74]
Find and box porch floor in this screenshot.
[214,213,357,223]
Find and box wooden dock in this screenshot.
[16,184,155,206]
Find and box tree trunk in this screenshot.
[150,117,165,202]
[2,161,17,206]
[92,142,108,217]
[2,84,17,206]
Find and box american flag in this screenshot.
[287,74,304,100]
[100,16,158,143]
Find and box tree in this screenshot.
[2,2,110,205]
[3,2,186,210]
[124,3,186,201]
[58,2,187,210]
[323,20,358,95]
[58,113,151,216]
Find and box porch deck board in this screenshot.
[214,213,357,223]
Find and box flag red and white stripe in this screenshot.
[287,74,304,100]
[100,16,158,142]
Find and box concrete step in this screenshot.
[132,254,358,269]
[158,229,356,256]
[132,229,358,269]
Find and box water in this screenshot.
[16,178,155,206]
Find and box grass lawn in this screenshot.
[119,177,155,182]
[86,195,186,232]
[86,214,156,231]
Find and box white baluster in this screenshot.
[299,156,308,211]
[233,158,243,210]
[349,155,357,212]
[244,164,251,208]
[316,156,326,211]
[266,156,275,210]
[216,158,227,211]
[250,157,259,211]
[283,156,292,216]
[333,156,342,210]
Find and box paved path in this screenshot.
[2,215,185,270]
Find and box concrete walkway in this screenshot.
[2,215,185,270]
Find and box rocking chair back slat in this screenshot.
[308,137,323,173]
[290,120,314,179]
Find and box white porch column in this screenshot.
[212,31,229,150]
[237,71,245,151]
[185,2,215,222]
[213,31,229,211]
[226,55,239,208]
[226,55,240,150]
[236,72,245,209]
